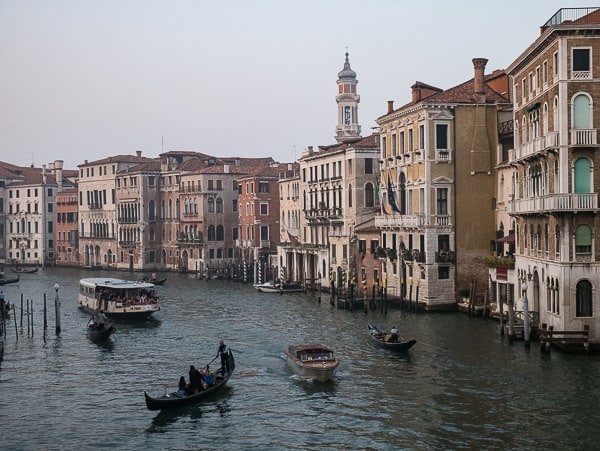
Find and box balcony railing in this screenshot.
[375,214,425,229]
[571,129,598,146]
[509,193,598,214]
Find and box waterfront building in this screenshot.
[55,187,80,266]
[4,160,73,267]
[77,151,153,268]
[278,163,302,283]
[375,59,511,310]
[114,159,162,271]
[500,7,600,339]
[238,162,290,284]
[278,53,380,290]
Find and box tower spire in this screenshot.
[335,51,361,143]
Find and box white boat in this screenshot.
[285,344,340,382]
[254,281,305,293]
[78,278,160,320]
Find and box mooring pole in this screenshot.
[54,283,61,335]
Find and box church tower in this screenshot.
[335,52,361,143]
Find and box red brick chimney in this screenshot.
[387,100,394,114]
[472,58,488,103]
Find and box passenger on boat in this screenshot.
[390,326,399,343]
[177,376,188,396]
[189,365,203,393]
[200,367,214,388]
[94,311,108,329]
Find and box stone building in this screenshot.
[278,53,380,289]
[238,162,290,284]
[375,59,511,310]
[502,7,600,339]
[78,151,153,268]
[55,187,80,266]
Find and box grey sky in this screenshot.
[1,1,596,170]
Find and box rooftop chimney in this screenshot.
[387,100,394,114]
[472,58,488,103]
[136,150,142,158]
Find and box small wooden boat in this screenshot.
[141,274,167,285]
[11,266,38,274]
[285,344,339,382]
[0,275,19,286]
[144,350,235,411]
[86,317,115,341]
[367,324,416,351]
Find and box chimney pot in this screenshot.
[472,58,488,103]
[387,100,394,114]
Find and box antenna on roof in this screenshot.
[161,135,164,153]
[293,145,296,161]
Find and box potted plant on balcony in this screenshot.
[484,255,515,269]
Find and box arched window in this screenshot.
[574,158,591,193]
[573,94,591,129]
[553,96,559,132]
[365,183,374,208]
[575,224,592,254]
[208,198,215,213]
[576,279,593,317]
[208,225,216,241]
[216,225,224,240]
[542,102,548,135]
[216,198,223,213]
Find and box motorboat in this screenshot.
[285,344,339,382]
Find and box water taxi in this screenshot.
[285,344,340,382]
[78,277,160,320]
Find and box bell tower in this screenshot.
[335,52,361,143]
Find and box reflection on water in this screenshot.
[2,268,600,449]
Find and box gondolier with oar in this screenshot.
[217,340,230,375]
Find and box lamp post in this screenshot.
[54,283,61,335]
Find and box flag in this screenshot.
[387,174,400,213]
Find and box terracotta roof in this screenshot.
[117,160,161,173]
[313,133,379,156]
[78,154,154,167]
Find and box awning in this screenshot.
[526,102,541,112]
[496,233,515,244]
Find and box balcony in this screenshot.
[571,129,598,146]
[374,214,425,229]
[119,241,137,248]
[305,207,343,221]
[260,240,270,249]
[435,250,455,263]
[509,193,598,214]
[515,132,559,160]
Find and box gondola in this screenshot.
[11,266,38,274]
[367,324,417,351]
[86,317,115,342]
[0,275,19,286]
[141,275,167,285]
[144,350,235,411]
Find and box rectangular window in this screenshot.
[260,225,269,240]
[418,124,425,150]
[260,202,268,215]
[399,131,405,153]
[381,136,387,155]
[365,158,373,174]
[522,78,526,101]
[543,60,548,84]
[217,180,223,190]
[435,124,448,149]
[208,180,214,190]
[438,266,450,279]
[536,66,540,91]
[408,129,413,152]
[259,182,269,193]
[573,48,590,71]
[391,134,397,156]
[437,188,448,215]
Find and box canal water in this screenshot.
[1,267,600,450]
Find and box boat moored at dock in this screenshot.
[78,277,160,320]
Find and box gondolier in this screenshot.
[217,340,229,375]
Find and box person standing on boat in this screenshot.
[94,310,108,328]
[390,326,399,343]
[217,340,229,375]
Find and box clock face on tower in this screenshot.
[344,106,351,126]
